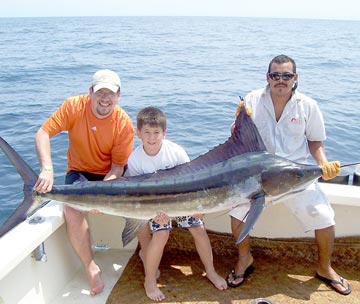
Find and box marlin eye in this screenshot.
[296,169,304,178]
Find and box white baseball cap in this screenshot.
[91,69,121,93]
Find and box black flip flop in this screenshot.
[226,265,254,288]
[316,273,352,295]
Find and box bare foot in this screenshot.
[88,265,104,296]
[144,278,165,302]
[206,270,228,290]
[139,249,160,279]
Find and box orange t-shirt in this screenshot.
[42,94,134,175]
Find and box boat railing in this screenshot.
[0,200,64,281]
[319,171,360,186]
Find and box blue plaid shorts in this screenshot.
[149,215,204,233]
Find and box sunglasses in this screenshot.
[268,72,295,81]
[94,90,117,98]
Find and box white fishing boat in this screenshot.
[0,175,359,304]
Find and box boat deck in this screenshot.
[51,248,136,304]
[51,229,360,304]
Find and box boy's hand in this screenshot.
[192,213,204,219]
[154,212,170,226]
[321,161,341,180]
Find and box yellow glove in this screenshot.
[321,161,341,180]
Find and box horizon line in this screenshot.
[0,15,359,22]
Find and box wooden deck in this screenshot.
[107,229,360,304]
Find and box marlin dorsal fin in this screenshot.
[176,102,267,171]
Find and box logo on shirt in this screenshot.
[91,126,97,131]
[290,118,297,123]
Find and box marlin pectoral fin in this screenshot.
[122,218,148,247]
[236,192,265,244]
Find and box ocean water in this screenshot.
[0,16,359,227]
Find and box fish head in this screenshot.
[261,163,322,197]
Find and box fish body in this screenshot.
[47,151,319,218]
[0,105,322,244]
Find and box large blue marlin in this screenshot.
[0,104,323,245]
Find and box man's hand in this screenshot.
[33,168,54,193]
[89,210,103,215]
[321,161,341,180]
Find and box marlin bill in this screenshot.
[0,104,322,245]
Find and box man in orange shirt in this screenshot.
[33,69,134,296]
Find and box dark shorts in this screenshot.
[65,170,106,185]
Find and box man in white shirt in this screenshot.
[226,54,351,296]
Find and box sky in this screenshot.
[1,0,360,20]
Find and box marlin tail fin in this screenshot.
[0,136,39,237]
